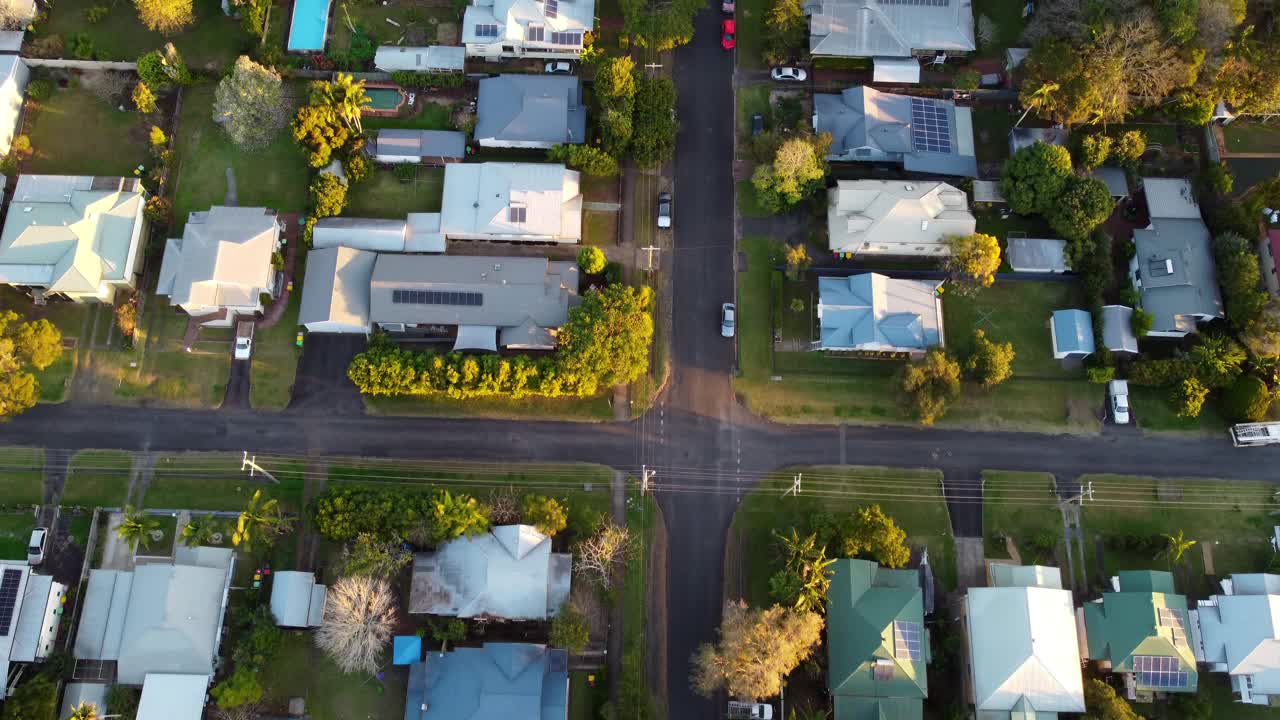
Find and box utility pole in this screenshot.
[641,245,659,271]
[1056,480,1093,593]
[644,62,662,73]
[640,465,654,495]
[241,451,279,484]
[782,473,802,497]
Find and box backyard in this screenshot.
[328,2,459,57]
[260,631,407,720]
[363,100,453,132]
[1222,121,1280,154]
[582,210,618,246]
[344,166,443,218]
[22,80,155,178]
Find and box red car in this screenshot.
[721,19,735,50]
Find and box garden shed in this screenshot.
[1050,309,1095,360]
[269,571,327,628]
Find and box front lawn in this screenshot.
[982,470,1061,560]
[63,450,134,507]
[943,280,1086,378]
[250,261,305,410]
[735,0,767,70]
[365,392,614,421]
[0,514,36,559]
[344,166,443,218]
[737,181,769,218]
[107,296,230,407]
[144,453,306,512]
[260,630,408,720]
[582,210,617,246]
[23,83,154,177]
[0,448,44,505]
[1130,385,1230,435]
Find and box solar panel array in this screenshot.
[475,24,499,37]
[391,290,484,307]
[894,620,922,661]
[910,98,951,154]
[0,568,21,636]
[1159,607,1188,647]
[545,0,558,19]
[1134,655,1189,689]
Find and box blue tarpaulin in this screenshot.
[394,635,422,665]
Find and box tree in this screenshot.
[116,505,159,552]
[1,674,57,720]
[149,125,167,148]
[340,533,411,578]
[292,103,352,168]
[232,490,292,552]
[558,284,654,395]
[1131,308,1154,338]
[522,495,568,537]
[577,246,607,274]
[308,173,348,219]
[1113,130,1147,170]
[213,56,289,151]
[1223,374,1272,422]
[1047,177,1114,242]
[574,521,633,589]
[690,601,824,700]
[1167,89,1216,126]
[428,490,490,544]
[550,601,590,652]
[134,0,192,33]
[1155,0,1199,44]
[67,702,99,720]
[1001,141,1073,216]
[752,134,831,213]
[1172,377,1210,418]
[769,528,835,613]
[762,0,806,64]
[316,575,397,675]
[428,617,467,653]
[212,667,263,709]
[1215,232,1270,330]
[965,329,1015,388]
[594,56,636,156]
[548,144,619,177]
[1189,333,1246,389]
[618,0,703,52]
[899,349,962,425]
[1159,529,1198,567]
[181,515,217,546]
[0,311,56,422]
[1084,677,1143,720]
[631,76,678,168]
[132,82,156,114]
[13,317,61,370]
[784,243,810,281]
[310,74,369,134]
[1077,134,1112,170]
[1199,163,1234,196]
[942,232,1001,293]
[136,46,192,89]
[842,505,911,568]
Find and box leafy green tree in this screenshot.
[595,56,636,155]
[1,674,57,720]
[522,495,568,537]
[1001,141,1073,216]
[132,81,156,114]
[212,666,263,709]
[550,602,590,652]
[1131,308,1154,338]
[691,601,824,701]
[631,76,678,168]
[1223,374,1272,422]
[213,56,289,151]
[136,47,192,88]
[1155,0,1199,44]
[134,0,192,34]
[292,103,352,168]
[842,505,911,568]
[899,349,962,425]
[943,232,1001,293]
[1173,377,1210,418]
[1113,130,1147,170]
[784,243,810,281]
[1189,333,1246,388]
[0,311,61,421]
[769,528,835,613]
[1214,232,1270,330]
[429,617,467,652]
[429,490,490,544]
[310,73,369,134]
[12,317,61,370]
[340,532,411,578]
[558,284,654,395]
[752,134,831,213]
[618,0,703,51]
[1084,677,1142,720]
[965,329,1015,388]
[762,0,806,64]
[1198,163,1234,196]
[549,144,619,177]
[1077,134,1112,170]
[308,173,348,219]
[232,490,292,551]
[577,246,607,274]
[1047,176,1114,242]
[116,506,159,552]
[343,153,372,184]
[1167,89,1216,126]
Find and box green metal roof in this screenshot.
[833,696,922,720]
[827,559,928,720]
[1081,570,1196,693]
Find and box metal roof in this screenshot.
[137,673,208,720]
[827,179,975,255]
[1199,573,1280,693]
[818,273,943,351]
[1008,128,1069,156]
[405,643,568,720]
[1101,305,1138,353]
[1081,571,1196,691]
[1133,195,1222,334]
[11,572,66,663]
[1143,177,1202,219]
[159,206,279,308]
[371,129,467,160]
[374,45,465,72]
[440,163,582,242]
[270,571,327,628]
[808,0,976,57]
[1091,167,1129,198]
[312,214,445,254]
[1007,238,1068,273]
[298,247,376,332]
[872,57,921,84]
[1051,309,1094,356]
[816,88,977,177]
[476,75,587,148]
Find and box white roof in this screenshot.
[463,0,594,44]
[1007,238,1068,273]
[827,180,975,255]
[374,45,466,72]
[269,571,327,628]
[312,214,445,254]
[298,246,376,332]
[137,673,209,720]
[1200,576,1280,692]
[440,163,582,242]
[12,573,66,662]
[159,206,279,308]
[972,180,1006,204]
[872,56,921,83]
[808,0,976,57]
[0,32,24,53]
[1143,178,1202,220]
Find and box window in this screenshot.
[390,289,484,307]
[526,25,544,41]
[544,0,558,18]
[508,206,527,223]
[550,31,582,45]
[893,621,921,661]
[474,23,499,37]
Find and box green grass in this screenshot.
[363,101,454,131]
[737,181,769,218]
[41,0,256,69]
[982,470,1061,560]
[0,448,44,506]
[365,392,614,421]
[973,207,1057,266]
[569,671,608,720]
[64,450,133,507]
[329,3,459,57]
[260,631,407,720]
[582,210,617,246]
[735,0,767,70]
[625,493,656,651]
[972,0,1025,57]
[943,281,1086,378]
[1116,123,1178,149]
[1223,122,1280,154]
[736,86,770,142]
[145,453,306,512]
[36,352,75,402]
[23,86,155,177]
[325,458,613,497]
[1130,385,1230,435]
[970,108,1014,169]
[0,514,36,559]
[250,260,305,411]
[103,295,229,408]
[346,167,443,218]
[731,466,955,605]
[172,82,310,228]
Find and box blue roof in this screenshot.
[394,635,422,665]
[818,274,942,351]
[1051,309,1095,355]
[404,643,568,720]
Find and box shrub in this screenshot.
[550,602,590,652]
[212,666,263,709]
[1087,365,1116,384]
[26,80,52,101]
[954,70,980,90]
[393,163,416,181]
[389,70,465,89]
[137,48,193,88]
[144,196,172,225]
[308,173,348,218]
[577,246,607,274]
[522,495,568,537]
[1129,357,1194,386]
[68,33,94,59]
[1172,377,1210,418]
[1223,374,1272,422]
[965,329,1015,388]
[604,261,623,285]
[548,144,619,177]
[85,4,109,22]
[1131,308,1153,338]
[310,485,490,543]
[343,153,372,184]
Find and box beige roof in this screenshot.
[440,163,582,242]
[158,207,279,308]
[828,180,975,255]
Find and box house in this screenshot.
[1195,573,1280,704]
[0,175,146,303]
[475,75,586,149]
[806,0,975,70]
[462,0,593,60]
[1007,238,1068,274]
[1101,305,1139,354]
[1050,309,1094,360]
[373,45,466,73]
[370,130,467,164]
[1008,127,1069,157]
[1129,178,1223,337]
[409,524,571,619]
[814,88,977,176]
[826,559,930,720]
[826,180,975,257]
[313,214,446,253]
[1080,570,1197,700]
[298,246,378,334]
[72,546,235,720]
[0,56,27,155]
[0,560,67,699]
[441,163,582,244]
[269,571,327,628]
[404,643,568,720]
[1258,228,1280,297]
[817,273,944,355]
[964,564,1085,719]
[1092,166,1130,200]
[157,206,282,327]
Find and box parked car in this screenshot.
[657,192,672,229]
[751,113,764,136]
[770,66,807,82]
[722,0,734,12]
[234,321,254,361]
[721,303,736,338]
[27,527,47,565]
[544,60,574,74]
[721,19,736,50]
[1108,379,1131,424]
[727,702,773,720]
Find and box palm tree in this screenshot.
[116,505,159,552]
[181,516,215,547]
[1160,529,1198,568]
[773,527,836,613]
[232,490,292,550]
[67,702,98,720]
[1015,81,1059,128]
[313,74,369,134]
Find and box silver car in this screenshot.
[721,303,736,338]
[657,192,672,229]
[544,61,574,74]
[770,66,807,82]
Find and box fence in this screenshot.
[22,58,137,71]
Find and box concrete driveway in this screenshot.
[287,333,368,415]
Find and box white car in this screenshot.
[27,527,47,565]
[771,66,807,82]
[1108,379,1130,424]
[721,303,736,338]
[544,61,574,74]
[234,321,254,361]
[657,192,672,229]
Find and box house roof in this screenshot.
[371,129,467,160]
[826,559,928,715]
[440,163,582,242]
[405,642,568,720]
[0,32,23,53]
[158,206,279,308]
[1144,178,1203,219]
[827,180,975,255]
[463,0,594,45]
[817,273,943,351]
[1133,180,1222,334]
[1199,574,1280,693]
[1051,309,1094,355]
[833,696,922,720]
[1101,305,1138,353]
[1007,238,1067,273]
[807,0,975,57]
[991,564,1062,590]
[0,175,145,293]
[12,572,66,664]
[299,247,376,331]
[312,214,445,253]
[137,673,208,720]
[269,571,327,628]
[872,57,921,84]
[476,76,586,147]
[816,88,977,177]
[1092,167,1129,198]
[374,44,465,72]
[408,524,572,619]
[1082,571,1196,692]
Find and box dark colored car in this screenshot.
[751,113,764,136]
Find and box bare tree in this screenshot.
[315,575,397,674]
[1092,11,1191,105]
[213,703,262,720]
[573,521,634,590]
[486,486,522,525]
[1198,0,1241,59]
[1021,0,1088,45]
[0,0,33,30]
[690,601,824,700]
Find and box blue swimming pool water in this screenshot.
[287,0,331,52]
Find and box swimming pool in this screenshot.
[287,0,331,52]
[363,85,408,115]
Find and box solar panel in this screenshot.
[909,97,952,154]
[0,568,22,636]
[550,31,581,45]
[526,26,544,41]
[1133,655,1189,689]
[390,290,484,307]
[893,620,921,661]
[545,0,558,19]
[1159,607,1187,647]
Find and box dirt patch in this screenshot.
[646,500,669,717]
[436,22,458,43]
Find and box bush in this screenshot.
[954,70,980,90]
[604,261,623,285]
[310,485,490,543]
[1087,365,1116,384]
[212,667,263,709]
[26,80,52,101]
[550,602,590,652]
[137,49,192,88]
[1131,308,1153,338]
[522,495,568,537]
[1172,377,1210,418]
[308,173,348,218]
[85,4,109,22]
[389,70,465,89]
[393,163,417,181]
[144,196,172,225]
[548,144,619,177]
[965,329,1015,388]
[577,246,607,274]
[1223,374,1272,422]
[1129,357,1194,386]
[68,33,94,59]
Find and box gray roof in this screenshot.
[817,273,943,351]
[313,214,445,253]
[1199,574,1280,695]
[1007,238,1068,273]
[405,643,568,720]
[1101,305,1138,353]
[299,246,376,331]
[374,45,465,72]
[440,163,582,242]
[158,206,279,308]
[371,130,467,160]
[475,76,586,148]
[1051,309,1094,356]
[0,32,24,53]
[269,571,327,628]
[1092,167,1129,198]
[1009,128,1070,156]
[827,180,975,256]
[409,525,572,619]
[137,673,208,720]
[807,0,975,57]
[1133,179,1222,334]
[815,87,977,177]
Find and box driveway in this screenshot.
[223,359,251,410]
[287,333,368,415]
